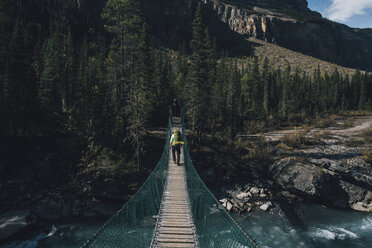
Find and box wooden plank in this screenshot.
[158,228,194,235]
[157,234,195,240]
[156,242,196,248]
[156,238,195,243]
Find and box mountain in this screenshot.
[142,0,372,71]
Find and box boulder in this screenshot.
[226,201,233,211]
[270,158,372,211]
[219,198,228,208]
[259,202,272,211]
[250,187,260,194]
[243,184,251,192]
[0,210,29,240]
[236,192,251,199]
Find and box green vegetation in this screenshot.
[250,38,358,76]
[362,149,372,164]
[363,129,372,143]
[1,0,372,193]
[280,128,308,148]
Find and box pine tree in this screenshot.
[251,57,261,111]
[103,0,151,171]
[211,52,228,132]
[39,32,63,115]
[7,17,38,135]
[186,3,215,142]
[125,22,152,172]
[351,70,362,109]
[280,64,290,119]
[62,30,75,113]
[262,57,270,116]
[358,72,368,110]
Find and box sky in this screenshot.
[307,0,372,28]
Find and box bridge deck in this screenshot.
[151,120,198,248]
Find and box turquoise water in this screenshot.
[239,203,372,248]
[2,204,372,248]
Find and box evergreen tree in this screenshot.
[280,64,290,119]
[211,52,228,133]
[359,72,368,110]
[262,57,270,115]
[103,0,151,171]
[8,17,38,135]
[39,32,63,115]
[186,3,215,142]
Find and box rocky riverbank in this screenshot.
[219,115,372,214]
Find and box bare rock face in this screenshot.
[270,158,372,211]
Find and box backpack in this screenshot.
[175,130,181,141]
[173,130,183,146]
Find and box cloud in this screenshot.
[326,0,372,22]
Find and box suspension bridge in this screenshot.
[82,115,259,248]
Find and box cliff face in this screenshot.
[209,0,372,70]
[143,0,372,70]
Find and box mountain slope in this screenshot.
[250,37,359,76]
[142,0,372,71]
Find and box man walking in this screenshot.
[169,129,183,165]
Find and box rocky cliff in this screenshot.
[142,0,372,71]
[208,0,372,70]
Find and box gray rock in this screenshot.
[243,184,251,192]
[270,158,325,197]
[0,210,29,240]
[236,192,251,199]
[226,201,233,211]
[259,202,272,211]
[352,191,372,211]
[250,187,259,194]
[270,158,372,211]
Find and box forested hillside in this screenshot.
[1,0,372,181]
[1,2,372,246]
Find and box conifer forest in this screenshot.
[0,0,371,172]
[1,1,372,247]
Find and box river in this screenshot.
[239,203,372,248]
[1,204,371,248]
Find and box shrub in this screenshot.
[344,118,354,128]
[281,128,307,148]
[362,149,372,164]
[363,129,372,143]
[314,117,335,128]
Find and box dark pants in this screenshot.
[172,145,181,165]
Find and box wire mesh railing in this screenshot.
[81,118,172,248]
[82,112,259,248]
[181,112,259,248]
